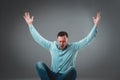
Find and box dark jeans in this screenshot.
[36,62,77,80]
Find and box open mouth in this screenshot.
[61,45,64,48]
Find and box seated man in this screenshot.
[23,12,101,80]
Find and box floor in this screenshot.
[0,78,118,80]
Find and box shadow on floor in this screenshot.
[0,78,118,80]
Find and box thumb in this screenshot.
[92,17,96,23]
[32,16,34,20]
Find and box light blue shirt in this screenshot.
[29,25,97,73]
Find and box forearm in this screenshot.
[29,24,42,43]
[86,25,97,43]
[73,25,97,50]
[29,24,51,49]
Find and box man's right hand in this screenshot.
[23,12,34,26]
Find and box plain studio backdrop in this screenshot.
[0,0,120,80]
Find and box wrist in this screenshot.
[94,22,98,27]
[27,23,33,26]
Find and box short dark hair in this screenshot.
[57,31,68,38]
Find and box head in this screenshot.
[57,31,68,50]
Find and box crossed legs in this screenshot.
[36,62,77,80]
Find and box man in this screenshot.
[23,12,101,80]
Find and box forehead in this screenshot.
[57,36,68,40]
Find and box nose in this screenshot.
[60,42,64,45]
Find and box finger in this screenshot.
[32,16,34,20]
[23,16,28,21]
[27,12,30,18]
[24,12,29,19]
[92,17,95,20]
[25,12,28,18]
[97,12,101,17]
[98,13,101,20]
[25,12,29,15]
[24,12,29,18]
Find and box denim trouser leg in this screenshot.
[57,67,77,80]
[36,61,77,80]
[36,62,56,80]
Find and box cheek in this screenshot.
[64,43,67,46]
[58,42,62,45]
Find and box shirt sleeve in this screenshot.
[72,25,97,50]
[29,24,52,50]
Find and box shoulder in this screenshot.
[50,41,59,49]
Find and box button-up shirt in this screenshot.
[29,24,97,73]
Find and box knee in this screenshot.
[71,67,76,73]
[69,67,76,73]
[36,61,45,70]
[68,67,77,77]
[62,67,77,80]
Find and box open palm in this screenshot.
[93,12,101,27]
[23,12,34,26]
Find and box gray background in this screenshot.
[0,0,120,80]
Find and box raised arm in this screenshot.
[23,12,34,26]
[93,12,101,27]
[23,12,52,49]
[73,12,101,50]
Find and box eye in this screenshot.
[60,41,62,42]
